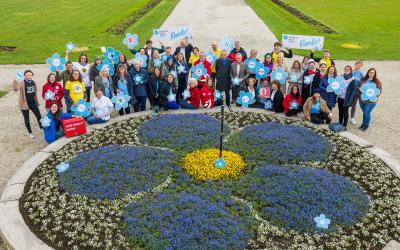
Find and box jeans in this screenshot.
[86,114,108,125]
[134,96,147,112]
[179,100,196,109]
[21,103,42,133]
[338,98,350,127]
[55,129,64,140]
[360,102,376,128]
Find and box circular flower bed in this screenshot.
[182,148,246,180]
[20,112,400,249]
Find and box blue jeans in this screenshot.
[55,129,64,140]
[360,102,376,128]
[86,115,108,125]
[179,100,196,109]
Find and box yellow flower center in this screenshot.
[182,148,246,180]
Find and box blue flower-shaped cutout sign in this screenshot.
[183,89,191,99]
[289,101,299,110]
[236,91,254,108]
[206,51,217,65]
[133,74,142,85]
[104,47,121,64]
[264,100,273,110]
[123,33,139,49]
[71,99,91,117]
[46,53,67,72]
[256,65,270,80]
[177,65,186,74]
[314,214,331,229]
[111,92,131,110]
[327,76,346,95]
[56,162,70,174]
[290,74,298,83]
[214,157,226,169]
[214,90,222,100]
[167,93,176,102]
[160,53,169,62]
[66,42,75,51]
[133,53,148,68]
[40,116,51,128]
[304,75,312,85]
[271,68,288,85]
[245,58,259,74]
[218,37,235,52]
[44,90,56,101]
[361,81,381,103]
[96,59,115,76]
[232,77,240,86]
[191,63,207,78]
[15,70,24,81]
[153,59,162,68]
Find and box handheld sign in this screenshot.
[218,37,235,52]
[123,33,139,49]
[236,91,254,109]
[282,34,324,50]
[66,42,75,51]
[327,76,346,95]
[15,70,24,81]
[111,92,131,110]
[71,99,91,117]
[46,53,67,72]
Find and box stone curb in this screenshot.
[0,108,399,249]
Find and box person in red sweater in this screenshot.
[201,77,223,109]
[283,85,302,116]
[179,78,201,109]
[42,72,64,111]
[190,52,212,89]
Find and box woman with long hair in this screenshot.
[42,72,64,111]
[318,65,337,110]
[43,102,73,143]
[303,90,332,124]
[283,85,302,116]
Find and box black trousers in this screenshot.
[338,98,349,127]
[177,77,187,103]
[118,106,131,116]
[21,103,42,133]
[134,96,147,112]
[232,85,240,101]
[286,108,301,117]
[311,112,331,124]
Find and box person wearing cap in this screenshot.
[210,41,222,79]
[89,57,102,83]
[303,89,332,124]
[173,38,193,63]
[310,49,335,68]
[271,41,293,64]
[228,41,247,62]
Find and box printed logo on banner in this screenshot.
[153,26,192,41]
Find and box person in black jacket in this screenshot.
[173,38,193,63]
[159,73,179,111]
[228,41,247,61]
[148,68,162,109]
[270,80,284,113]
[144,40,165,62]
[215,50,233,109]
[338,65,358,128]
[113,64,133,115]
[301,60,321,107]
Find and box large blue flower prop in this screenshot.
[214,90,222,100]
[304,75,313,85]
[46,53,67,72]
[44,90,55,101]
[236,91,254,108]
[244,58,259,74]
[71,99,91,117]
[218,37,235,52]
[104,47,120,64]
[361,81,381,103]
[132,53,147,68]
[327,76,346,95]
[271,68,288,85]
[66,42,75,51]
[289,101,299,110]
[111,92,131,110]
[264,100,273,110]
[167,93,176,102]
[232,76,240,86]
[160,53,169,62]
[289,73,298,83]
[314,214,331,230]
[255,65,270,80]
[153,59,162,68]
[40,116,51,128]
[191,63,207,78]
[56,162,70,174]
[206,51,217,65]
[177,64,186,74]
[133,74,142,85]
[123,33,139,50]
[96,59,114,76]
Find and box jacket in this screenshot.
[318,76,337,109]
[303,97,331,118]
[301,69,321,106]
[310,52,335,67]
[89,64,100,82]
[283,94,302,114]
[147,59,166,75]
[129,67,148,97]
[148,75,162,99]
[215,58,233,91]
[272,49,293,64]
[94,76,114,98]
[271,88,284,113]
[187,87,201,108]
[12,80,39,110]
[173,44,194,63]
[43,112,72,144]
[176,60,189,80]
[56,69,73,88]
[230,62,250,88]
[159,82,177,107]
[228,48,247,61]
[342,79,358,107]
[200,86,215,108]
[42,82,64,108]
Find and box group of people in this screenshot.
[12,38,382,144]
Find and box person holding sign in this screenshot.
[191,52,212,89]
[230,53,249,104]
[43,102,74,143]
[337,65,358,128]
[228,41,247,62]
[283,85,302,116]
[318,66,338,110]
[42,73,64,111]
[179,78,200,109]
[301,60,321,107]
[288,60,303,93]
[159,73,179,111]
[12,70,42,139]
[272,54,290,95]
[310,49,335,68]
[64,70,87,114]
[357,68,382,131]
[129,60,148,112]
[256,78,271,105]
[271,41,292,64]
[173,38,193,63]
[215,50,233,109]
[303,90,332,124]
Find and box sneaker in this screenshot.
[358,125,365,130]
[350,118,356,125]
[28,133,35,139]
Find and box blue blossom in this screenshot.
[271,68,288,84]
[177,64,186,74]
[123,33,139,49]
[327,76,347,95]
[256,65,270,80]
[244,58,259,74]
[314,214,331,229]
[218,37,235,51]
[111,92,130,110]
[15,70,24,81]
[206,51,217,65]
[214,157,226,169]
[289,101,299,109]
[361,81,381,102]
[65,42,75,51]
[70,99,91,117]
[46,53,67,72]
[96,59,115,76]
[214,90,222,100]
[264,100,273,110]
[44,90,55,101]
[132,53,147,68]
[191,63,207,78]
[236,91,254,108]
[133,74,142,84]
[167,93,176,102]
[103,47,120,64]
[56,162,70,174]
[40,116,51,128]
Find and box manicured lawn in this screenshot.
[0,0,178,64]
[0,91,7,98]
[246,0,400,60]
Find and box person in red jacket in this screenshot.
[283,85,302,116]
[179,78,201,109]
[201,77,223,109]
[190,52,212,89]
[42,72,64,111]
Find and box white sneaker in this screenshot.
[28,133,35,139]
[350,118,357,125]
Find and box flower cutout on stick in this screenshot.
[304,75,312,85]
[314,214,331,229]
[236,91,254,108]
[44,90,56,101]
[177,65,186,74]
[96,59,114,76]
[290,74,298,83]
[71,99,91,117]
[214,157,227,169]
[167,93,176,102]
[232,77,240,86]
[133,74,142,84]
[111,92,131,110]
[153,59,162,68]
[183,89,191,99]
[264,100,273,110]
[56,162,70,174]
[15,70,24,81]
[46,53,67,72]
[66,42,75,51]
[218,37,235,52]
[361,81,381,103]
[191,64,207,78]
[40,116,51,128]
[244,58,259,74]
[214,90,222,100]
[133,53,148,68]
[123,33,139,49]
[206,51,217,65]
[256,65,270,80]
[271,68,288,85]
[160,53,169,62]
[103,47,121,64]
[289,101,299,110]
[327,76,346,95]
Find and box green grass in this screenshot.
[0,0,178,64]
[246,0,400,60]
[0,91,7,98]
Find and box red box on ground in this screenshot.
[61,117,87,138]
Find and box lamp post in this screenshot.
[214,105,226,168]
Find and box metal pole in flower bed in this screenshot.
[214,105,226,168]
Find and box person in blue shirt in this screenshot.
[303,90,332,124]
[113,64,133,115]
[94,67,114,99]
[129,60,149,112]
[43,102,74,144]
[349,61,364,125]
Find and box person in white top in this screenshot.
[66,51,91,101]
[86,88,113,125]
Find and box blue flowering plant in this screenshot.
[236,91,254,108]
[71,99,91,117]
[191,63,207,78]
[132,53,147,68]
[46,53,67,72]
[327,76,347,95]
[360,81,381,102]
[123,33,139,49]
[271,68,288,84]
[104,47,120,64]
[111,92,131,110]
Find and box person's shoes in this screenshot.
[28,133,35,139]
[361,126,368,131]
[228,106,233,112]
[343,127,347,131]
[359,125,365,130]
[350,118,357,125]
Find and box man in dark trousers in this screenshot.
[215,50,233,111]
[173,37,193,63]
